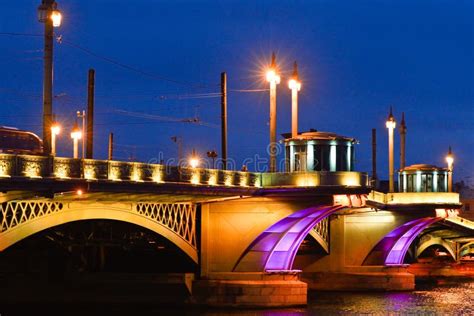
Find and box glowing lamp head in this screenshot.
[51,123,60,135]
[446,146,454,169]
[189,149,199,168]
[288,61,301,91]
[51,9,62,27]
[266,69,280,84]
[70,122,82,140]
[386,106,396,129]
[189,157,199,168]
[288,78,301,91]
[266,52,280,84]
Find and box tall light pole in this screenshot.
[50,122,60,156]
[399,112,407,170]
[77,110,86,158]
[288,61,301,138]
[38,0,62,155]
[386,106,396,193]
[446,146,454,192]
[71,121,82,159]
[171,136,183,166]
[221,72,227,170]
[266,52,280,172]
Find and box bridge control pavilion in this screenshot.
[0,118,472,307]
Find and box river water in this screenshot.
[2,281,473,315]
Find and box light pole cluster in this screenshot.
[265,53,302,172]
[385,108,455,193]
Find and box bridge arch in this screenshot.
[415,237,456,261]
[0,200,197,262]
[363,217,443,266]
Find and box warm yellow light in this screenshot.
[77,189,83,196]
[51,10,62,27]
[189,157,199,168]
[51,124,60,135]
[288,79,301,91]
[446,155,454,167]
[386,120,396,129]
[71,130,82,140]
[266,70,280,84]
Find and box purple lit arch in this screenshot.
[233,205,344,272]
[363,217,443,266]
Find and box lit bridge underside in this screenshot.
[364,191,474,266]
[0,192,201,262]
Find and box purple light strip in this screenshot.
[233,205,343,272]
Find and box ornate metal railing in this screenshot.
[310,217,330,253]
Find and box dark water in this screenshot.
[2,282,473,315]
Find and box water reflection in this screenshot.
[2,282,473,315]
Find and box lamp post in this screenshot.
[38,0,62,155]
[76,110,86,158]
[446,146,454,192]
[385,106,396,193]
[207,150,218,169]
[266,52,280,172]
[288,61,301,139]
[50,122,60,156]
[71,121,82,159]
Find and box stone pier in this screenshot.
[192,271,307,307]
[301,266,415,291]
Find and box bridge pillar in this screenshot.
[196,197,327,307]
[192,271,306,307]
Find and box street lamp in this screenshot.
[50,122,60,156]
[266,52,280,173]
[207,150,218,169]
[288,61,301,139]
[446,146,454,192]
[71,121,82,159]
[385,106,396,193]
[38,0,62,155]
[189,149,199,168]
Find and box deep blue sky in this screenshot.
[0,0,473,182]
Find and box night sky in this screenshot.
[0,1,472,183]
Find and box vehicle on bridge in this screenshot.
[0,126,43,155]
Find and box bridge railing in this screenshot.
[0,154,262,187]
[0,154,369,189]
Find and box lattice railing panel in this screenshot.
[312,217,329,247]
[0,200,196,253]
[0,201,64,232]
[135,202,196,249]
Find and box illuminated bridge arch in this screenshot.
[233,205,344,272]
[459,242,474,258]
[415,236,456,261]
[0,199,197,262]
[363,217,443,266]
